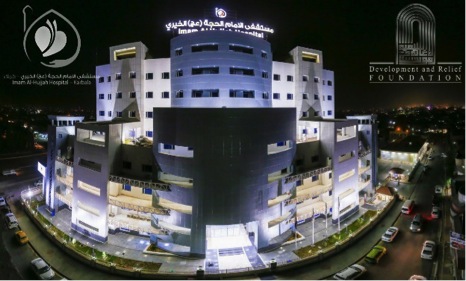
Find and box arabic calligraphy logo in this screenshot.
[215,8,227,18]
[23,6,81,68]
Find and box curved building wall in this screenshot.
[153,107,296,256]
[170,31,272,108]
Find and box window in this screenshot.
[145,131,153,138]
[161,72,170,79]
[98,93,104,99]
[314,111,319,116]
[142,163,152,173]
[328,80,333,86]
[329,172,332,179]
[115,73,121,80]
[192,44,218,52]
[176,69,183,77]
[142,187,152,194]
[107,76,111,82]
[116,111,122,117]
[146,73,153,80]
[146,112,153,118]
[163,144,175,150]
[328,95,333,101]
[303,112,309,118]
[116,92,122,99]
[123,183,131,190]
[58,134,63,138]
[273,74,280,81]
[107,93,112,100]
[314,128,318,134]
[314,77,319,83]
[312,175,318,182]
[129,71,136,79]
[98,77,104,83]
[303,93,309,100]
[123,162,132,170]
[261,51,268,59]
[230,67,254,76]
[146,91,153,98]
[262,92,269,99]
[175,90,184,98]
[107,111,112,117]
[99,111,104,116]
[303,75,308,82]
[192,67,219,75]
[273,93,280,100]
[175,48,183,56]
[161,91,169,99]
[314,94,319,100]
[327,110,332,116]
[229,44,253,54]
[192,89,219,98]
[262,71,268,78]
[129,92,136,98]
[287,75,293,82]
[287,93,293,100]
[230,90,255,98]
[129,111,136,118]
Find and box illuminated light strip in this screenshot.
[77,180,101,196]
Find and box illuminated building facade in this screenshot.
[41,27,377,257]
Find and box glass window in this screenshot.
[273,93,280,100]
[116,92,122,99]
[98,94,104,99]
[146,112,153,118]
[161,91,169,99]
[162,72,170,79]
[129,71,136,79]
[175,48,183,56]
[273,74,280,81]
[99,111,104,116]
[287,75,293,82]
[314,77,319,83]
[303,75,308,82]
[262,92,269,99]
[176,69,183,77]
[146,91,153,98]
[107,93,112,100]
[145,131,153,138]
[287,93,293,100]
[115,73,121,80]
[146,73,153,80]
[129,92,136,98]
[175,90,184,98]
[98,77,104,83]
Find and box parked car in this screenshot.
[410,214,423,232]
[365,245,387,264]
[0,196,6,208]
[333,264,367,280]
[2,169,16,176]
[421,240,436,260]
[409,275,427,280]
[431,206,440,219]
[4,212,18,229]
[15,230,29,244]
[434,185,443,195]
[440,153,447,158]
[31,258,55,280]
[381,226,399,242]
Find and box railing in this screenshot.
[285,166,332,184]
[109,175,171,191]
[108,196,170,215]
[358,149,371,158]
[56,156,73,166]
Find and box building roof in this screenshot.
[376,186,393,197]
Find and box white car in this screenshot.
[421,240,436,260]
[431,206,440,219]
[409,275,427,280]
[0,196,6,208]
[381,226,399,242]
[31,258,55,280]
[441,153,447,158]
[333,264,367,280]
[434,185,443,195]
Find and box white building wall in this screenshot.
[271,61,296,108]
[96,65,112,121]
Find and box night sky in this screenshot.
[0,0,464,110]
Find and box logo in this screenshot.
[215,8,227,18]
[23,6,81,68]
[369,3,462,84]
[396,4,435,65]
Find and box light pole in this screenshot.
[312,208,315,245]
[337,197,341,232]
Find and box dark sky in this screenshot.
[0,0,464,110]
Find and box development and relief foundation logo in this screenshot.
[369,3,462,83]
[22,6,81,68]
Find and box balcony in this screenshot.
[358,165,371,175]
[296,136,318,144]
[156,198,192,215]
[156,220,191,236]
[358,179,371,191]
[109,175,171,191]
[268,170,292,183]
[296,200,329,221]
[56,174,73,188]
[285,166,332,184]
[268,208,295,228]
[158,172,192,189]
[268,193,292,208]
[108,215,166,235]
[55,190,73,207]
[109,195,169,215]
[56,156,73,167]
[295,183,332,203]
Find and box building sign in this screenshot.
[450,231,465,250]
[165,7,274,39]
[368,3,462,83]
[37,161,46,176]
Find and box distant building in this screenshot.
[40,30,377,257]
